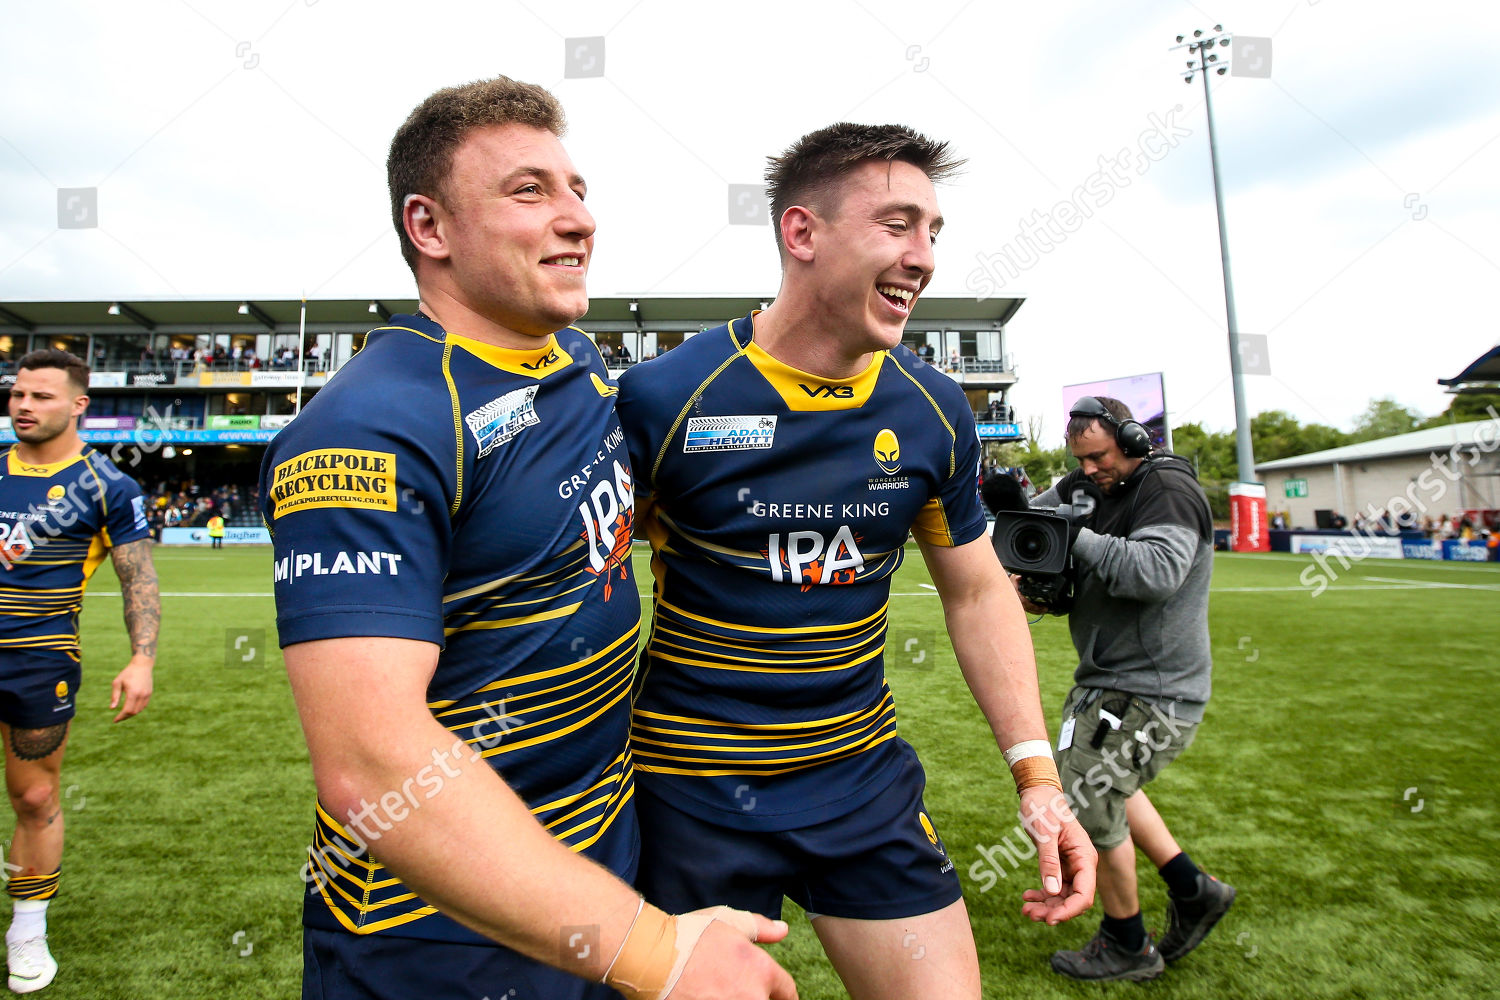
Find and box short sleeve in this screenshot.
[911,406,987,547]
[615,369,661,505]
[260,412,454,649]
[101,465,150,546]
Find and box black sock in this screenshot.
[1101,912,1146,951]
[1159,851,1201,897]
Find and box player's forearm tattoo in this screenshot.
[112,539,160,659]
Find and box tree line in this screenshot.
[992,393,1500,520]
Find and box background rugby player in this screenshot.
[1,349,159,993]
[261,76,795,1000]
[617,124,1096,999]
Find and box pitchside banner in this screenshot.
[1291,534,1404,559]
[160,527,271,545]
[1229,482,1269,552]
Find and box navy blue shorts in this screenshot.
[303,926,617,1000]
[634,749,961,921]
[0,652,80,730]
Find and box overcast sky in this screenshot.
[3,0,1496,444]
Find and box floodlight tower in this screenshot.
[1173,25,1255,484]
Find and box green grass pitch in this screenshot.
[27,546,1495,997]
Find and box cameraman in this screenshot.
[1018,397,1233,983]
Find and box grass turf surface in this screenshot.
[24,546,1495,997]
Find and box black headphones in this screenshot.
[1069,396,1152,459]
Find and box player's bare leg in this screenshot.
[3,721,68,994]
[1124,791,1180,868]
[812,898,980,1000]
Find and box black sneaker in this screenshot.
[1159,872,1236,962]
[1050,930,1165,982]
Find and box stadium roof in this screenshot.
[0,295,1023,335]
[1439,345,1500,393]
[1255,419,1498,471]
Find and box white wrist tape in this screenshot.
[1002,739,1054,768]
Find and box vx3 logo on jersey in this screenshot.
[797,383,854,399]
[521,350,561,371]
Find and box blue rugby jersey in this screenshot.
[616,312,986,831]
[0,446,149,662]
[260,313,640,943]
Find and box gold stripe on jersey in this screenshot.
[469,657,632,758]
[443,570,596,628]
[743,341,884,411]
[653,509,778,564]
[890,359,958,478]
[306,734,635,935]
[656,595,888,636]
[432,622,639,709]
[912,497,957,546]
[441,340,465,516]
[632,688,899,777]
[80,452,110,516]
[651,331,748,485]
[442,602,582,637]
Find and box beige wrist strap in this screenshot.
[1011,756,1064,793]
[603,903,759,1000]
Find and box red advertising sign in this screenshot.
[1230,482,1269,552]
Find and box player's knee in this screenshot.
[9,779,59,818]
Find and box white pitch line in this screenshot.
[87,592,274,597]
[1209,584,1476,593]
[1362,575,1500,591]
[1219,552,1499,572]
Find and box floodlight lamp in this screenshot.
[1176,34,1184,42]
[107,303,121,316]
[1193,29,1203,37]
[367,302,379,313]
[1216,66,1227,75]
[1220,37,1231,46]
[628,300,638,312]
[1214,23,1223,32]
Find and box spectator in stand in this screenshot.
[946,346,961,371]
[1271,512,1287,531]
[617,343,631,363]
[1330,512,1348,531]
[599,342,614,362]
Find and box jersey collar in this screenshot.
[446,331,575,379]
[6,448,89,477]
[734,312,884,411]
